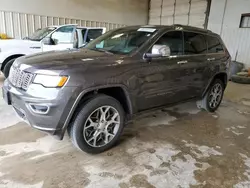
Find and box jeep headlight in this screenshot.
[33,75,68,88]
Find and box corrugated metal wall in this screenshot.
[221,29,250,66]
[149,0,209,28]
[0,10,126,39]
[208,0,250,67]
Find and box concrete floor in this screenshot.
[1,75,250,188]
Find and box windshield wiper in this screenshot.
[90,48,114,55]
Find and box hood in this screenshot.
[16,48,126,74]
[0,39,40,50]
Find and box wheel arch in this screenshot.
[60,85,133,139]
[1,54,25,71]
[202,72,228,97]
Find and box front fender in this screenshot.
[0,47,41,69]
[59,84,133,139]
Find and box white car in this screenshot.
[0,24,106,77]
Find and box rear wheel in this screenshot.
[69,94,125,154]
[3,58,16,78]
[197,79,225,112]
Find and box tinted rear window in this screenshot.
[184,32,207,55]
[206,35,224,53]
[86,29,103,42]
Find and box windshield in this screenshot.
[86,27,158,54]
[28,27,56,41]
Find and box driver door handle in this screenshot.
[207,58,216,61]
[177,60,188,65]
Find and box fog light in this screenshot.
[29,104,49,114]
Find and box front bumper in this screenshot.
[2,79,78,139]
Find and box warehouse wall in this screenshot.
[208,0,250,67]
[0,0,148,26]
[149,0,209,29]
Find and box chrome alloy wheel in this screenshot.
[209,83,223,109]
[83,106,120,147]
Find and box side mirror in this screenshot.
[52,38,59,45]
[145,44,171,59]
[144,44,171,60]
[42,37,58,45]
[153,44,171,56]
[42,37,52,45]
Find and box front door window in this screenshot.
[152,31,183,56]
[51,25,75,44]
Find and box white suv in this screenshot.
[0,24,106,77]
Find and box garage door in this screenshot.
[149,0,209,28]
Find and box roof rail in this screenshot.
[172,24,212,33]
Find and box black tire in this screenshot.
[231,75,250,84]
[198,79,225,112]
[3,58,16,78]
[69,94,125,154]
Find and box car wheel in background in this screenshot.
[69,94,125,154]
[3,58,16,78]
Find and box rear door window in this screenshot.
[183,32,207,55]
[86,29,103,43]
[206,35,224,53]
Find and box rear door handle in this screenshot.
[207,58,216,61]
[177,60,188,65]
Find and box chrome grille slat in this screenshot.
[9,66,33,90]
[22,73,33,90]
[16,71,24,87]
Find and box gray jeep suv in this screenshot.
[2,25,231,153]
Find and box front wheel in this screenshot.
[69,94,125,154]
[3,58,16,78]
[197,79,225,112]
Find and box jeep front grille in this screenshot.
[9,66,34,90]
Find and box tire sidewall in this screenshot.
[232,75,250,84]
[71,95,125,154]
[205,79,225,112]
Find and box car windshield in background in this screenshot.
[86,27,158,54]
[28,27,56,41]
